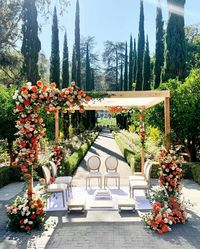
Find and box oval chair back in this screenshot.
[144,161,152,182]
[50,161,57,178]
[105,156,118,172]
[42,166,51,185]
[87,156,101,172]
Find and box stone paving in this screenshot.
[0,130,200,249]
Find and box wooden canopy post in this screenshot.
[55,108,59,145]
[164,97,170,150]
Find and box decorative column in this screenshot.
[164,97,170,150]
[139,111,145,175]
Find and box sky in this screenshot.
[38,0,200,60]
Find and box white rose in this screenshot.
[24,219,28,224]
[28,221,33,225]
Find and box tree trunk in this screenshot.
[7,139,13,166]
[187,144,197,162]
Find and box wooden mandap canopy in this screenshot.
[55,90,170,174]
[55,90,170,147]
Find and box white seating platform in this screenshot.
[45,187,151,212]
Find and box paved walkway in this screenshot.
[1,131,200,249]
[72,130,132,187]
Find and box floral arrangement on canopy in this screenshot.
[108,106,129,114]
[142,149,188,234]
[8,81,91,232]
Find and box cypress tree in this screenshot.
[133,38,137,84]
[143,36,151,90]
[154,0,164,88]
[129,35,133,90]
[50,7,60,88]
[71,44,77,82]
[124,42,128,91]
[62,32,69,139]
[62,32,69,88]
[163,0,186,81]
[136,0,145,90]
[85,43,91,91]
[21,0,41,84]
[120,62,123,91]
[91,68,95,90]
[75,0,81,87]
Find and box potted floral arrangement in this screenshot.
[6,186,45,232]
[142,148,188,234]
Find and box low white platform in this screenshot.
[45,187,151,212]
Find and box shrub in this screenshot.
[191,163,200,184]
[62,132,98,175]
[0,166,22,189]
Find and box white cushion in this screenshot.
[130,180,148,188]
[46,183,67,192]
[86,172,102,178]
[104,172,120,178]
[129,175,145,181]
[55,176,72,185]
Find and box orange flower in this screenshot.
[153,202,161,212]
[23,100,30,106]
[17,105,24,111]
[21,86,28,91]
[37,81,43,87]
[155,215,162,224]
[42,85,48,91]
[33,106,40,112]
[50,82,56,88]
[85,95,91,102]
[161,224,170,233]
[32,86,38,92]
[68,87,73,92]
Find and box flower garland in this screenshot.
[108,106,128,114]
[143,149,188,234]
[51,145,64,175]
[6,187,45,232]
[12,81,91,181]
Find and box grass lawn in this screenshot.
[97,117,116,126]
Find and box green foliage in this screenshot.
[0,166,22,189]
[163,0,186,81]
[21,0,41,84]
[62,132,98,175]
[185,25,200,72]
[147,69,200,161]
[154,2,164,88]
[136,0,145,90]
[0,145,9,163]
[103,41,125,90]
[113,131,160,177]
[75,0,81,87]
[62,32,69,88]
[124,42,128,91]
[85,43,91,91]
[143,36,151,90]
[0,85,17,143]
[133,38,137,84]
[182,162,200,184]
[50,7,60,87]
[129,35,133,90]
[148,127,163,145]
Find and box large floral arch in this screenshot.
[12,81,91,196]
